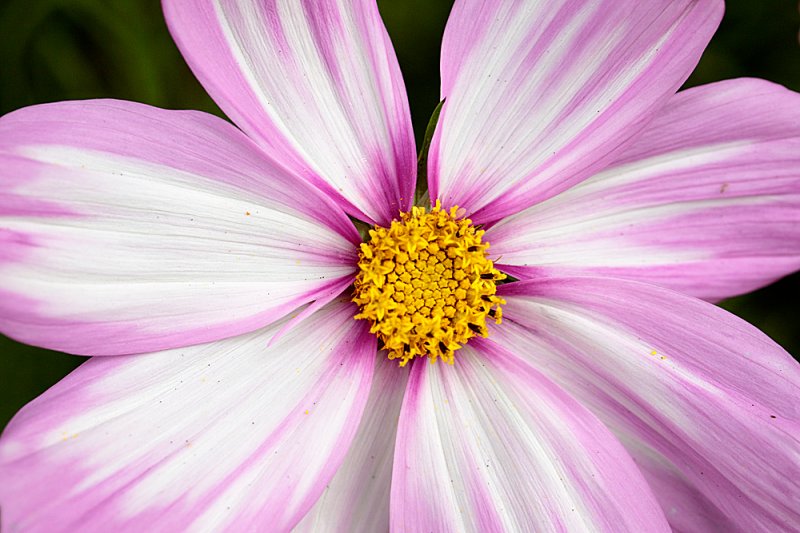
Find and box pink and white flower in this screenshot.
[1,1,799,531]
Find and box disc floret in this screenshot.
[353,201,505,366]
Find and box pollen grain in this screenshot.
[353,201,505,366]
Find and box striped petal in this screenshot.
[430,0,723,224]
[163,0,416,225]
[293,354,408,533]
[497,278,800,532]
[488,79,800,301]
[0,100,357,356]
[391,346,668,532]
[0,299,375,532]
[627,440,738,532]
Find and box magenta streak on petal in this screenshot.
[392,343,669,531]
[495,200,800,301]
[468,477,507,533]
[0,155,82,219]
[430,0,723,225]
[496,278,800,531]
[0,99,363,356]
[301,3,347,92]
[0,276,353,356]
[473,338,669,532]
[358,6,417,216]
[498,259,800,306]
[254,1,381,224]
[628,443,738,532]
[0,300,377,532]
[566,200,800,300]
[516,325,798,530]
[437,2,490,97]
[0,100,360,244]
[267,275,354,347]
[293,353,408,532]
[165,331,374,531]
[431,358,508,533]
[162,1,321,194]
[488,79,800,301]
[299,2,415,219]
[0,229,39,265]
[186,309,376,531]
[433,1,584,213]
[390,362,460,533]
[584,257,800,303]
[6,412,205,528]
[468,22,692,225]
[162,0,416,226]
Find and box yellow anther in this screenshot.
[353,201,505,366]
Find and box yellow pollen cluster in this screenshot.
[353,201,505,366]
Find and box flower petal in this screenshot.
[293,354,408,533]
[163,0,416,225]
[0,299,375,532]
[497,278,800,531]
[391,346,669,532]
[430,0,723,224]
[627,441,738,532]
[488,79,800,301]
[0,100,357,356]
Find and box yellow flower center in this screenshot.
[353,201,505,366]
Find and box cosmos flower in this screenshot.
[1,0,799,531]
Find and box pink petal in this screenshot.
[629,442,738,532]
[498,278,800,531]
[430,0,723,224]
[488,79,800,302]
[0,299,375,532]
[294,354,408,532]
[163,0,416,225]
[0,100,357,356]
[391,346,669,532]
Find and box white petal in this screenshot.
[294,354,408,533]
[430,0,723,223]
[391,347,668,532]
[0,299,376,532]
[498,278,800,531]
[163,0,417,224]
[488,79,800,301]
[0,100,357,355]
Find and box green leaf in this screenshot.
[348,215,372,242]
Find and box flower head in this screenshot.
[353,201,505,365]
[1,0,799,531]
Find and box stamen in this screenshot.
[353,201,505,366]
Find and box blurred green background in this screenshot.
[1,0,799,429]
